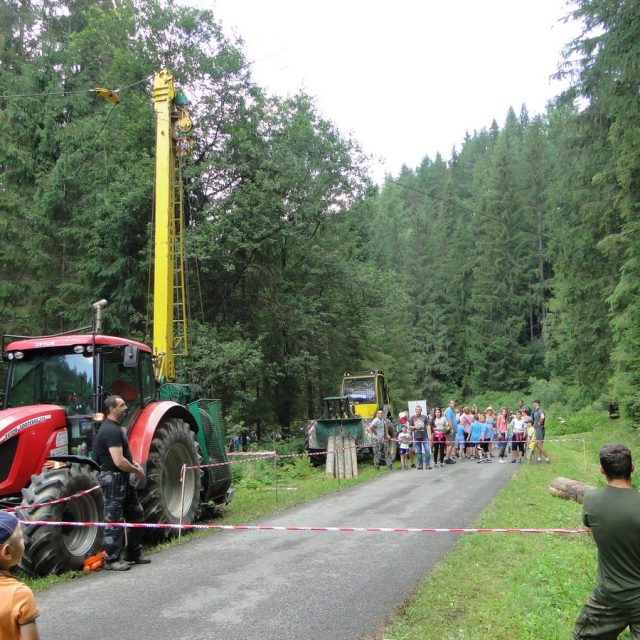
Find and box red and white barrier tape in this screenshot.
[428,438,585,444]
[18,520,590,535]
[228,451,276,456]
[2,485,100,514]
[187,442,374,470]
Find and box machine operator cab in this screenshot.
[2,335,156,452]
[340,370,393,420]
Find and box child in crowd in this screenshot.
[459,407,475,459]
[455,418,467,459]
[525,420,537,462]
[484,407,496,459]
[510,409,526,463]
[496,407,510,463]
[397,425,412,470]
[469,413,484,462]
[0,512,40,640]
[396,411,415,467]
[479,413,493,463]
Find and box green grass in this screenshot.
[381,415,637,640]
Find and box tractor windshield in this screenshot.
[342,377,376,405]
[5,350,93,413]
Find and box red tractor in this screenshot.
[0,309,231,576]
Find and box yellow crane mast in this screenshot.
[151,68,191,382]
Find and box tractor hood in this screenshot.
[0,405,68,496]
[0,405,66,445]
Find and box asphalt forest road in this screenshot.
[37,459,518,640]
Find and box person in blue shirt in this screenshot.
[455,420,467,460]
[469,415,484,462]
[478,414,493,463]
[444,400,459,463]
[484,407,496,460]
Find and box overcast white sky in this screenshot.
[186,0,581,182]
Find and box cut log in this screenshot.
[548,476,595,503]
[350,437,358,477]
[326,435,336,477]
[325,434,358,478]
[336,435,345,478]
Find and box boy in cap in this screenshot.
[0,511,40,639]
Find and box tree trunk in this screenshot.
[548,476,595,503]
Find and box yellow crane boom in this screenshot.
[151,68,190,382]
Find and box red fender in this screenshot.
[127,401,197,465]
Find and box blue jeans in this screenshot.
[414,439,430,466]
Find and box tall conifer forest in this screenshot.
[1,0,639,433]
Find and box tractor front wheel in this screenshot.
[138,418,202,539]
[19,464,104,577]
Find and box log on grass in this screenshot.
[548,476,595,503]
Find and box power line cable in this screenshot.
[0,48,283,101]
[60,101,119,187]
[388,178,586,255]
[389,178,639,283]
[0,74,153,100]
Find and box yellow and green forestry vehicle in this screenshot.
[307,371,394,461]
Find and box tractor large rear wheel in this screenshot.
[19,464,104,577]
[138,418,202,539]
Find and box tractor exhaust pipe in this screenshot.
[92,299,108,333]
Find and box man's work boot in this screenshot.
[104,560,131,571]
[125,554,151,565]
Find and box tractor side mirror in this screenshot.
[123,345,139,368]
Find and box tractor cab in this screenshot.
[341,370,392,419]
[2,335,154,463]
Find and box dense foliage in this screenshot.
[1,0,638,433]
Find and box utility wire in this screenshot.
[388,178,588,256]
[59,101,119,188]
[0,47,282,101]
[0,88,94,99]
[0,74,153,100]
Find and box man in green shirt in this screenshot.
[574,443,640,639]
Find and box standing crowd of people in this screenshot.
[371,399,550,470]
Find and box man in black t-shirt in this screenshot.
[94,395,149,571]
